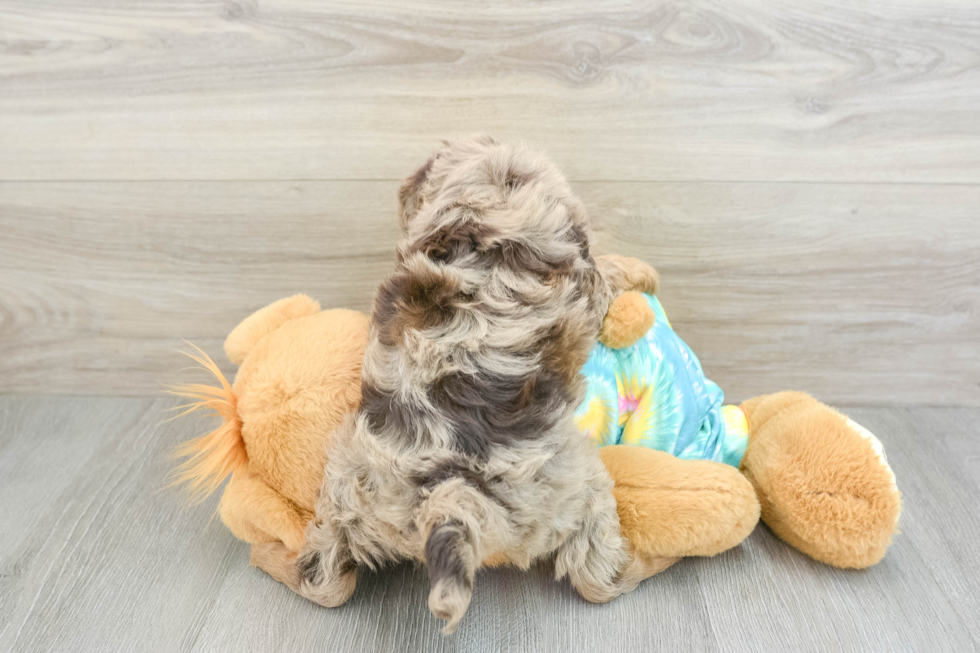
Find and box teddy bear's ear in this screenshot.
[595,254,660,296]
[593,255,660,349]
[224,295,321,365]
[600,291,655,349]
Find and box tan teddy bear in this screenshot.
[173,285,900,571]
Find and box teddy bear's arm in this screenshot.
[600,445,759,559]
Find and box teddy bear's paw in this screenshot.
[633,553,681,580]
[601,446,761,559]
[845,417,897,493]
[250,541,301,588]
[740,393,903,569]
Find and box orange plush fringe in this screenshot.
[166,345,247,504]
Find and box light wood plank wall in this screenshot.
[1,0,978,404]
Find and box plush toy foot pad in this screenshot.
[739,392,902,569]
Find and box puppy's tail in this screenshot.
[421,478,499,635]
[166,345,246,503]
[425,518,478,635]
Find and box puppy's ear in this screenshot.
[398,156,436,232]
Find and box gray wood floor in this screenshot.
[1,396,978,652]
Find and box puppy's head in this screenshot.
[384,136,610,353]
[370,137,612,457]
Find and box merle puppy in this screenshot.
[251,136,663,633]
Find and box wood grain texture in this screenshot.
[1,181,977,404]
[1,397,978,652]
[1,0,979,182]
[2,2,978,650]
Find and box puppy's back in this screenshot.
[351,136,614,631]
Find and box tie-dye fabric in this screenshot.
[575,294,748,468]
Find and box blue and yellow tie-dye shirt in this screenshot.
[575,293,748,468]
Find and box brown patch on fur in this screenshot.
[431,368,571,459]
[423,463,496,499]
[361,379,426,437]
[497,239,576,279]
[539,318,595,388]
[373,266,462,346]
[418,220,494,265]
[251,541,357,608]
